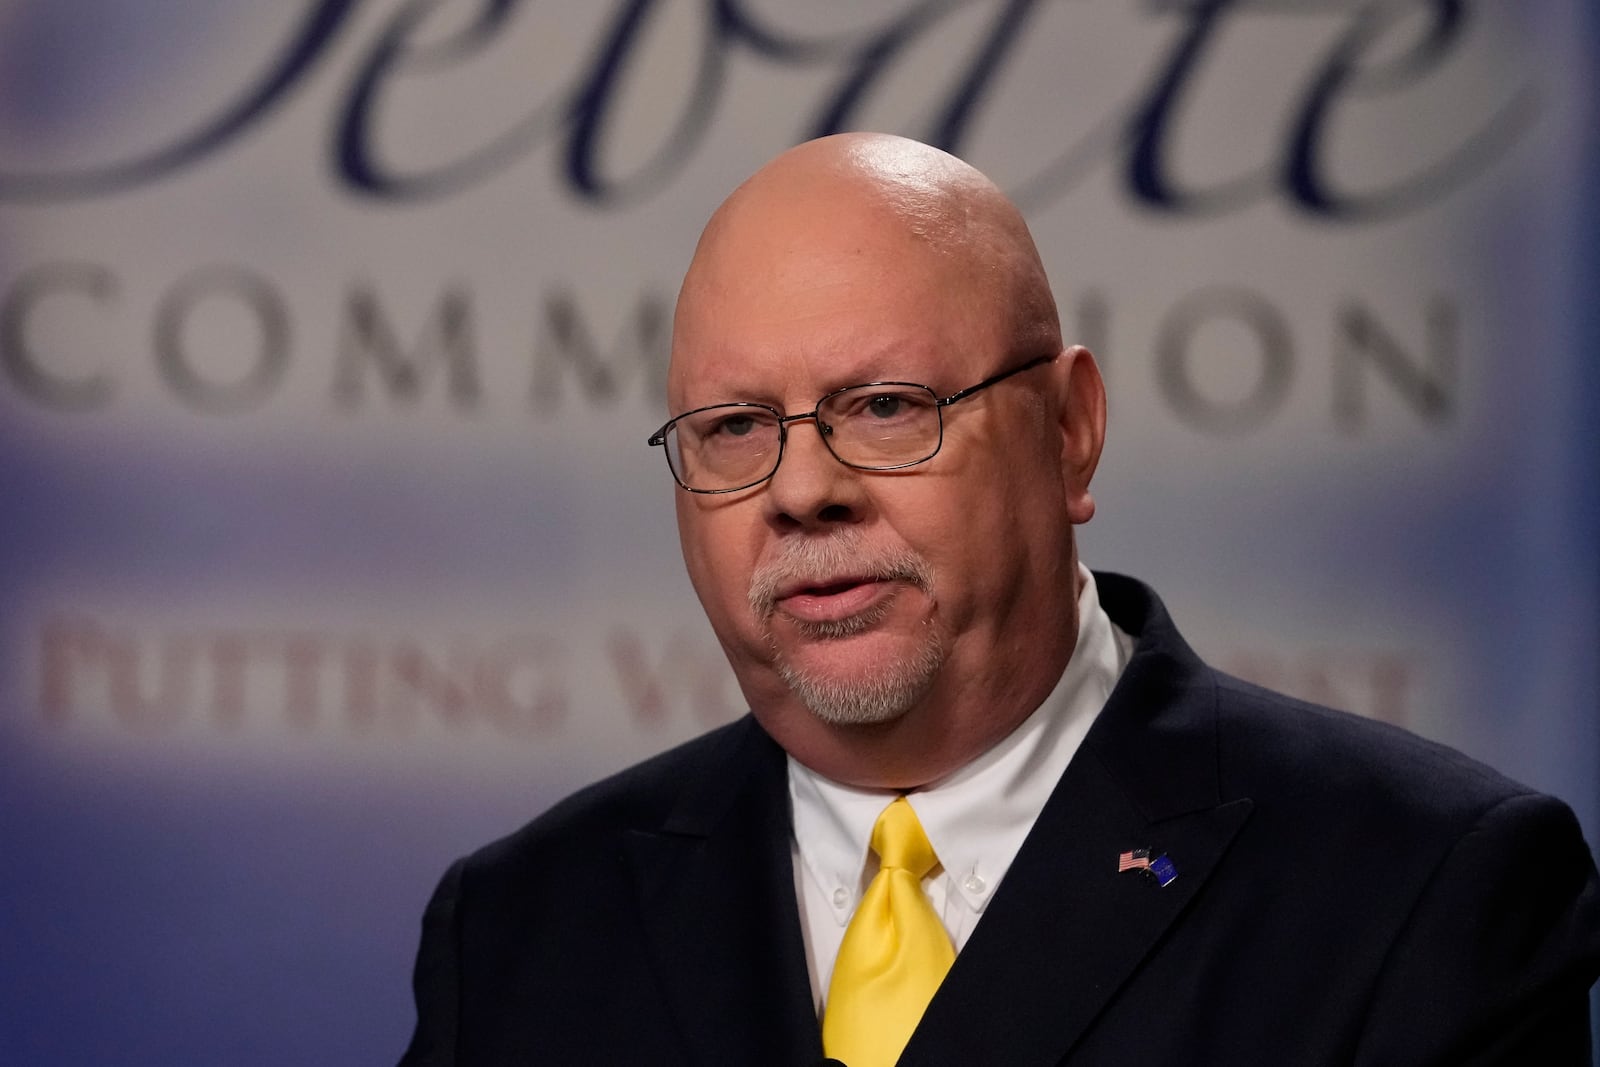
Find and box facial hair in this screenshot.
[748,529,943,726]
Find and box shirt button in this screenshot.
[832,887,850,909]
[963,874,987,895]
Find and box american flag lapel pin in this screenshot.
[1118,848,1178,887]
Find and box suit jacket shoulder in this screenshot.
[401,716,822,1066]
[474,716,768,874]
[1094,570,1549,833]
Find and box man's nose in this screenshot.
[763,418,866,529]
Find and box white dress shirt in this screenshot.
[788,565,1134,1011]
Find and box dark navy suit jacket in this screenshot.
[401,574,1600,1065]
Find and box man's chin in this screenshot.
[769,626,944,728]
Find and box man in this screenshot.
[402,134,1600,1065]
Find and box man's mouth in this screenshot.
[774,576,894,624]
[777,575,875,598]
[747,532,936,629]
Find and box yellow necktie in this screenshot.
[822,796,956,1067]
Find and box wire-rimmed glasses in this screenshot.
[647,354,1053,494]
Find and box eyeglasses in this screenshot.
[647,354,1053,494]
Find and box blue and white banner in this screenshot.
[1,2,1594,1062]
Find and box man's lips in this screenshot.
[773,576,894,623]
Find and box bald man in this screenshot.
[401,135,1600,1066]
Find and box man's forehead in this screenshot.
[695,196,935,291]
[670,239,977,400]
[669,333,953,407]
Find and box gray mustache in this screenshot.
[748,532,935,618]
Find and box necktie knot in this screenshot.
[872,796,939,880]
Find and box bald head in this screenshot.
[671,133,1061,405]
[701,133,1021,250]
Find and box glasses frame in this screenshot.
[647,353,1055,494]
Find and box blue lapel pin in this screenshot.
[1118,848,1178,887]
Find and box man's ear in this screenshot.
[1056,345,1106,525]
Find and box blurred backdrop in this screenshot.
[1,2,1596,1063]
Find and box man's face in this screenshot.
[668,192,1087,776]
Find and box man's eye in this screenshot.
[710,414,758,437]
[866,395,904,419]
[848,391,933,421]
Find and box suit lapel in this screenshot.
[903,758,1251,1066]
[904,574,1255,1066]
[623,719,823,1066]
